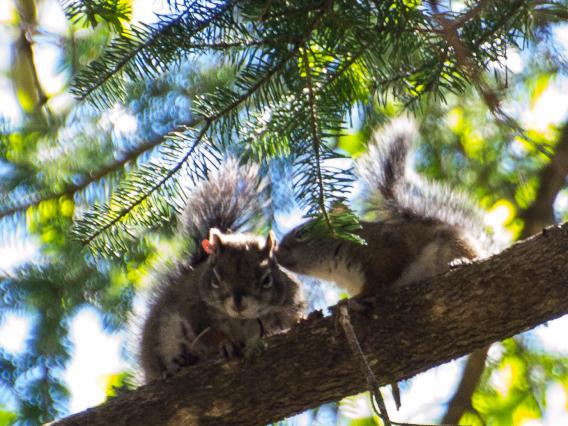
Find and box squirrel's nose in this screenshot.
[233,293,246,312]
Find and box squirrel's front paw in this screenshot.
[243,339,267,358]
[449,257,473,269]
[219,339,244,359]
[200,328,243,360]
[161,348,200,379]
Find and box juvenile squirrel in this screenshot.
[139,160,304,382]
[275,119,489,297]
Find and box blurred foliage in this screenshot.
[62,0,133,32]
[0,0,567,425]
[62,0,556,251]
[461,338,568,426]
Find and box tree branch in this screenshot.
[521,120,568,237]
[441,346,489,424]
[302,48,332,230]
[52,222,568,426]
[0,125,193,220]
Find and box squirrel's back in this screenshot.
[356,117,490,256]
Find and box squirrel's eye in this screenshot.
[293,228,307,241]
[210,279,220,289]
[261,273,273,289]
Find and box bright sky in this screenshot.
[62,308,128,414]
[0,0,568,424]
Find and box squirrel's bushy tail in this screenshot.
[180,158,267,262]
[356,117,415,216]
[356,117,490,250]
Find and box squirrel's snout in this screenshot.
[232,293,247,312]
[225,295,258,318]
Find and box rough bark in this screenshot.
[53,223,568,426]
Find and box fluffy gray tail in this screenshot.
[356,118,490,249]
[180,158,267,263]
[356,118,415,218]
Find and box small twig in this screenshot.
[338,303,392,426]
[189,327,211,352]
[338,303,465,426]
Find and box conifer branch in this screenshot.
[0,124,194,220]
[74,0,238,104]
[74,41,312,247]
[302,48,333,231]
[74,0,337,248]
[80,122,211,246]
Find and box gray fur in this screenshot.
[181,158,269,264]
[357,118,490,255]
[139,160,304,383]
[276,118,490,297]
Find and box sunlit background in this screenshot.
[1,1,568,425]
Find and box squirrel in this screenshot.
[139,159,304,383]
[275,118,489,298]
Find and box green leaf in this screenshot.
[0,409,17,426]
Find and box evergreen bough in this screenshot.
[64,0,553,254]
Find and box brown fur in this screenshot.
[276,219,480,298]
[276,119,486,297]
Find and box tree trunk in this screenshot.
[52,223,568,426]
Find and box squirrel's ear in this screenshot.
[265,231,276,257]
[203,228,223,255]
[202,239,214,255]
